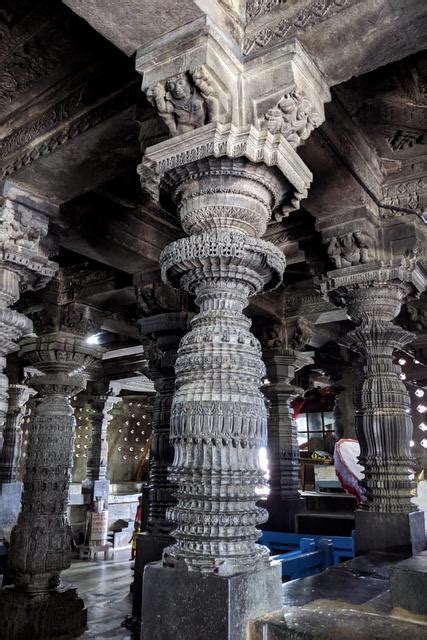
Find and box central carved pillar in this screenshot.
[160,159,288,575]
[136,22,329,640]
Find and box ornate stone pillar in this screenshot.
[0,332,101,639]
[263,345,312,531]
[322,264,426,555]
[136,23,329,640]
[79,380,121,503]
[0,193,57,432]
[0,384,32,484]
[131,297,191,622]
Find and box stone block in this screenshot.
[0,582,86,639]
[141,561,282,640]
[390,551,427,615]
[355,510,425,556]
[133,533,172,618]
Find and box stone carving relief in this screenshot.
[382,178,425,212]
[262,90,321,147]
[387,130,425,152]
[326,230,375,269]
[146,67,223,136]
[243,0,357,54]
[246,0,288,21]
[291,316,313,350]
[0,198,48,251]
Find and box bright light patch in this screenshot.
[398,358,406,366]
[86,334,100,344]
[415,389,425,398]
[417,404,426,414]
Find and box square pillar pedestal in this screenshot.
[141,561,282,640]
[355,510,426,556]
[132,533,173,619]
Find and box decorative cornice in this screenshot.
[1,82,139,180]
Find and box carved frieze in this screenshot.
[382,178,425,213]
[243,0,358,55]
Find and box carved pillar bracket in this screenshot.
[0,384,32,483]
[7,332,101,595]
[0,195,58,429]
[320,264,426,514]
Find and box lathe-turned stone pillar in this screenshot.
[0,384,32,483]
[132,301,191,622]
[79,381,121,503]
[263,346,312,532]
[322,265,426,555]
[0,332,100,639]
[0,193,57,432]
[136,22,329,639]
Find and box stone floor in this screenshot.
[63,550,134,639]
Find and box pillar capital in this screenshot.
[136,23,329,218]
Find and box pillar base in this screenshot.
[141,560,282,640]
[0,482,22,538]
[264,497,306,533]
[355,510,426,556]
[133,532,173,619]
[0,582,87,639]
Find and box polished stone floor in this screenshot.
[63,550,134,639]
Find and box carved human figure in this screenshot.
[327,236,342,268]
[147,68,220,136]
[354,230,374,263]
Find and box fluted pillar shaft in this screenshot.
[344,284,415,513]
[263,349,311,531]
[0,384,31,483]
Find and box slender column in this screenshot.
[322,267,426,555]
[0,384,32,483]
[80,381,121,501]
[0,333,99,639]
[139,312,190,540]
[263,348,312,531]
[130,312,190,624]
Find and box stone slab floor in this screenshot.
[62,550,134,639]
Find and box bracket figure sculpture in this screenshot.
[327,230,375,269]
[147,67,223,136]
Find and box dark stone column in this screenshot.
[0,332,100,639]
[263,348,312,532]
[131,311,190,621]
[79,381,121,504]
[322,267,426,556]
